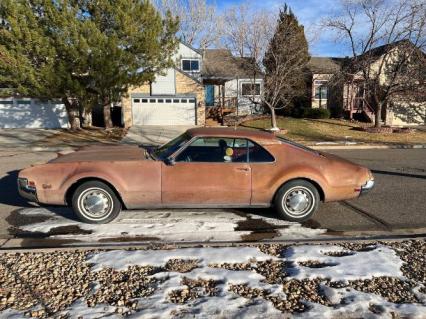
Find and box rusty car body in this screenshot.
[18,127,374,223]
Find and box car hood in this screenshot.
[49,145,148,163]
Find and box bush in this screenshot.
[303,108,331,119]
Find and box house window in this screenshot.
[181,99,187,103]
[181,59,200,72]
[173,99,180,103]
[241,83,261,96]
[133,99,140,103]
[150,99,156,103]
[141,99,148,103]
[165,99,172,103]
[314,80,328,100]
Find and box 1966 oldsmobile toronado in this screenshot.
[18,127,374,224]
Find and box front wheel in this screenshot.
[71,181,121,224]
[274,180,320,222]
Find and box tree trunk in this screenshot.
[82,108,92,127]
[103,98,113,129]
[79,101,93,128]
[62,97,80,130]
[269,106,279,131]
[375,101,383,128]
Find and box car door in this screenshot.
[161,137,252,206]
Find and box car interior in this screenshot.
[175,137,274,163]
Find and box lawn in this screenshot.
[240,117,426,145]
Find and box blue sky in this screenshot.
[210,0,351,57]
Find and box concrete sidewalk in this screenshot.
[122,125,194,146]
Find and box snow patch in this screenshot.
[301,287,426,319]
[285,244,404,281]
[17,207,327,242]
[88,246,278,270]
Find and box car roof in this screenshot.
[186,127,279,145]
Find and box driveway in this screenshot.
[122,125,194,146]
[0,128,59,149]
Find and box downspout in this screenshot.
[237,76,239,116]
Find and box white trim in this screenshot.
[181,58,200,72]
[240,82,262,97]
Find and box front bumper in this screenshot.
[360,179,375,196]
[17,178,38,202]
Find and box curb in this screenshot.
[310,144,426,150]
[1,231,426,252]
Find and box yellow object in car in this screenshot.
[226,147,234,156]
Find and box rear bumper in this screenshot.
[360,179,375,196]
[17,178,38,202]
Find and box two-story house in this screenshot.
[121,42,264,127]
[305,41,425,126]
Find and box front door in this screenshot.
[205,85,215,107]
[161,137,251,206]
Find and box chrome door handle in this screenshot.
[236,167,250,171]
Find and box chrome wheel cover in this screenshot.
[281,186,315,218]
[77,187,113,220]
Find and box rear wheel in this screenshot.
[71,181,121,224]
[274,180,320,222]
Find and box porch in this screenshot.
[343,81,376,123]
[204,78,238,125]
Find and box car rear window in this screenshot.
[277,136,319,154]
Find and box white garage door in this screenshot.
[0,98,69,128]
[132,97,196,125]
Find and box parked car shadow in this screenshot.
[0,169,78,222]
[0,170,36,207]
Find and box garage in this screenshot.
[0,97,69,128]
[132,96,196,125]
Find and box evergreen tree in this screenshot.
[263,4,310,127]
[0,0,179,129]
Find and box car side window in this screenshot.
[175,137,249,163]
[175,137,233,162]
[248,140,274,163]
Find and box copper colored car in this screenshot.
[18,127,374,224]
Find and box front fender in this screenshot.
[59,171,126,202]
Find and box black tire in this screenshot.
[71,181,121,224]
[274,179,320,222]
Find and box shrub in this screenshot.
[303,108,331,119]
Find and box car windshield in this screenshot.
[151,133,191,160]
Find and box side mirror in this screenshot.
[165,157,176,166]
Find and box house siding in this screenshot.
[388,99,426,126]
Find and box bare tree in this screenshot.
[221,6,278,128]
[324,0,426,127]
[222,5,310,130]
[221,3,251,57]
[155,0,221,49]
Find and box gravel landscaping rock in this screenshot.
[169,277,220,304]
[0,240,425,318]
[164,259,200,273]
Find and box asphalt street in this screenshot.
[0,147,425,245]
